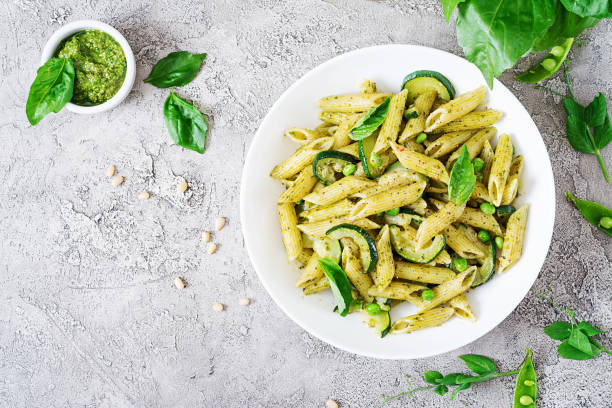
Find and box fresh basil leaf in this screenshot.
[163,91,208,154]
[456,0,557,87]
[566,192,612,236]
[439,373,464,386]
[317,257,354,317]
[458,354,497,375]
[531,2,600,52]
[557,340,596,360]
[349,97,391,140]
[560,0,612,18]
[577,321,605,337]
[568,326,595,355]
[450,382,470,401]
[544,321,573,340]
[441,0,467,23]
[423,370,443,384]
[563,97,586,121]
[593,115,612,149]
[585,92,608,127]
[433,385,449,396]
[448,145,476,206]
[144,51,207,88]
[26,58,75,126]
[566,115,594,153]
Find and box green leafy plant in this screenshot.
[349,97,391,140]
[144,51,207,88]
[25,58,75,125]
[538,65,612,182]
[380,348,536,405]
[440,0,611,87]
[448,145,476,206]
[534,288,611,360]
[163,91,208,154]
[318,257,354,316]
[566,192,612,236]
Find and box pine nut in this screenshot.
[326,400,339,408]
[215,217,226,231]
[137,191,150,200]
[177,180,188,193]
[202,231,211,243]
[207,243,217,254]
[239,297,251,306]
[106,164,116,178]
[174,277,186,289]
[111,175,125,187]
[212,303,224,312]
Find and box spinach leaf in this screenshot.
[349,97,390,140]
[455,0,557,87]
[440,0,467,22]
[163,91,208,154]
[566,115,592,153]
[566,192,612,236]
[563,97,586,120]
[531,2,600,52]
[26,58,75,125]
[448,145,476,206]
[317,257,354,316]
[560,0,612,18]
[544,321,573,340]
[458,354,497,375]
[593,115,612,148]
[557,341,599,360]
[144,51,207,88]
[577,321,605,337]
[568,326,595,355]
[424,371,443,384]
[585,92,608,127]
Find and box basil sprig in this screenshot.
[317,257,353,316]
[349,97,391,140]
[163,91,208,154]
[144,51,207,88]
[448,145,476,206]
[26,58,75,125]
[566,192,612,236]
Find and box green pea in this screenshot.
[365,302,381,315]
[371,153,383,167]
[540,58,556,71]
[454,257,468,272]
[478,230,491,243]
[550,46,564,57]
[480,202,496,215]
[495,236,504,250]
[342,163,356,176]
[523,380,535,387]
[416,133,427,144]
[519,395,534,406]
[472,157,485,172]
[421,289,435,301]
[599,216,612,229]
[385,207,400,216]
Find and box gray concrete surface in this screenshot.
[1,1,611,407]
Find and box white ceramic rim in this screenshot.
[240,44,556,359]
[40,19,136,114]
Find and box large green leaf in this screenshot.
[144,51,207,88]
[448,145,476,206]
[163,91,208,154]
[440,0,467,22]
[531,2,600,52]
[560,0,612,18]
[25,58,75,125]
[456,0,557,87]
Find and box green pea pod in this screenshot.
[513,348,537,408]
[566,192,612,236]
[515,38,574,84]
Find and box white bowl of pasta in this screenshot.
[240,44,555,359]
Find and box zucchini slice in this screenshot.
[327,224,378,273]
[401,70,456,103]
[472,241,496,288]
[313,237,342,264]
[358,133,385,179]
[496,204,516,224]
[312,150,357,185]
[360,309,391,338]
[388,224,446,264]
[301,232,315,249]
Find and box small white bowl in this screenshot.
[40,20,136,114]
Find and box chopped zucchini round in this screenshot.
[360,309,391,338]
[327,224,378,273]
[388,224,446,264]
[312,150,357,185]
[401,70,455,103]
[472,241,496,288]
[358,134,384,179]
[313,237,342,264]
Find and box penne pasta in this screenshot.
[457,206,502,235]
[394,262,455,284]
[429,109,503,134]
[488,133,513,206]
[333,113,363,149]
[416,201,465,249]
[446,127,496,169]
[337,142,360,158]
[278,202,302,261]
[318,93,391,112]
[350,181,427,220]
[296,248,314,266]
[374,89,409,153]
[390,141,450,183]
[303,176,376,206]
[299,198,355,222]
[414,267,477,312]
[371,225,395,288]
[425,86,487,132]
[296,252,324,287]
[425,130,474,159]
[449,294,477,322]
[398,89,438,142]
[367,281,427,300]
[351,170,424,199]
[501,156,523,205]
[444,224,485,259]
[303,276,330,295]
[480,140,495,185]
[297,217,380,239]
[284,127,325,145]
[319,111,352,125]
[278,165,317,203]
[359,79,377,94]
[341,238,374,302]
[270,137,334,179]
[499,204,529,273]
[391,306,455,334]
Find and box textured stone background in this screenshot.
[1,1,611,407]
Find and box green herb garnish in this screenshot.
[349,97,391,140]
[25,58,75,125]
[566,191,612,236]
[163,91,208,154]
[448,145,476,206]
[317,257,354,317]
[144,51,207,88]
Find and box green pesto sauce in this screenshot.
[57,29,126,105]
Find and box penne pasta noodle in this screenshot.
[391,306,455,334]
[374,89,409,153]
[333,113,363,148]
[318,92,391,112]
[416,201,465,249]
[319,111,351,125]
[449,294,477,322]
[284,127,325,145]
[371,225,395,288]
[341,238,374,302]
[367,281,427,300]
[425,130,474,159]
[303,176,376,206]
[278,165,318,203]
[270,137,334,179]
[429,109,503,134]
[457,206,502,235]
[391,141,450,183]
[296,248,314,266]
[398,89,438,142]
[278,202,302,261]
[425,86,487,132]
[488,133,513,206]
[296,252,323,287]
[499,204,529,273]
[359,79,377,94]
[351,170,424,199]
[394,262,455,284]
[414,266,477,312]
[302,276,330,295]
[480,140,495,185]
[444,224,485,259]
[350,181,427,220]
[501,156,523,205]
[337,142,360,157]
[299,198,355,222]
[297,217,380,239]
[470,181,492,203]
[446,127,497,169]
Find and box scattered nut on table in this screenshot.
[202,231,211,243]
[137,191,150,200]
[111,175,125,187]
[239,297,251,306]
[177,180,188,193]
[215,217,226,231]
[174,277,186,289]
[106,164,116,178]
[207,243,217,254]
[212,303,224,312]
[326,399,339,408]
